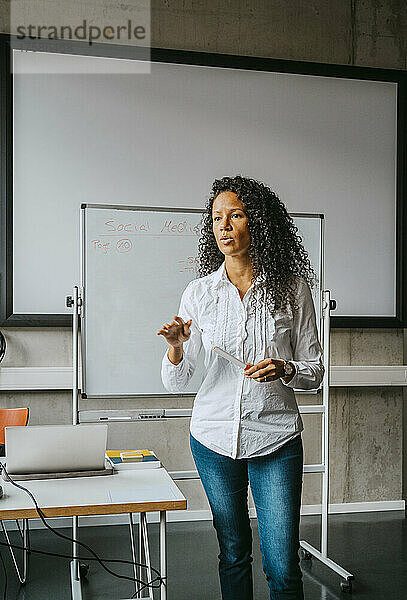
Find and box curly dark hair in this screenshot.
[197,175,318,315]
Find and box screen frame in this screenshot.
[0,33,406,327]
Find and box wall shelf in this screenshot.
[0,365,406,391]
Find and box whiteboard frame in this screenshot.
[80,203,324,399]
[0,33,405,327]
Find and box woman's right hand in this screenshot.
[157,316,192,348]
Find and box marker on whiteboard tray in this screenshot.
[99,416,132,421]
[212,346,252,370]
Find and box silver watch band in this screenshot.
[283,360,295,377]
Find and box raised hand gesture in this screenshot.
[157,316,192,348]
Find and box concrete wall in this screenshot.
[0,1,406,510]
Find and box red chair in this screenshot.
[0,407,30,583]
[0,408,29,456]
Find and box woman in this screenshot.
[157,175,324,600]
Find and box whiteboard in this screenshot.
[11,49,398,320]
[81,205,323,397]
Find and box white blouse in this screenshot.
[161,261,324,459]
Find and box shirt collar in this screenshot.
[212,261,229,289]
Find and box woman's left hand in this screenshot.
[244,358,285,383]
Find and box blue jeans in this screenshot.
[190,433,304,600]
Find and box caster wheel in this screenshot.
[79,563,89,578]
[340,580,352,593]
[300,549,312,561]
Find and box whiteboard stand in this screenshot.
[67,211,355,593]
[299,289,354,594]
[67,285,81,426]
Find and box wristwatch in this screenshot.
[283,360,295,377]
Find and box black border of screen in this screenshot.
[0,34,406,327]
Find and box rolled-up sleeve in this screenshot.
[161,282,202,393]
[281,279,324,390]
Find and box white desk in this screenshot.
[0,466,187,600]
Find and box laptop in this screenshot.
[4,424,108,475]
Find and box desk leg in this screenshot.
[135,513,153,599]
[138,514,143,598]
[70,515,83,600]
[160,511,167,600]
[0,519,29,584]
[129,513,138,597]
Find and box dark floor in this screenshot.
[0,511,406,599]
